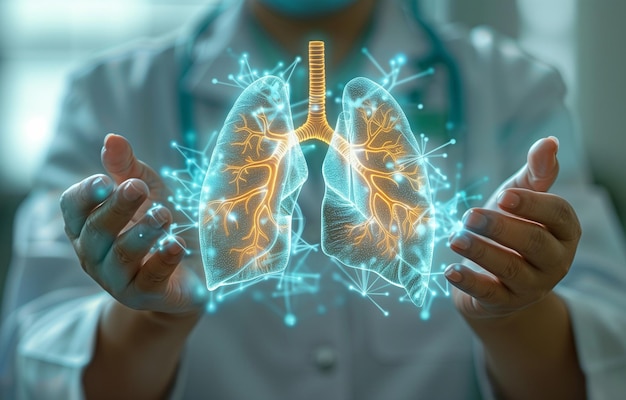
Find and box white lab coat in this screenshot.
[2,1,626,399]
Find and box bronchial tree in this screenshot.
[199,41,435,307]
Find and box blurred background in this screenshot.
[1,0,625,304]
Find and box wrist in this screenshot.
[103,299,202,344]
[459,291,558,329]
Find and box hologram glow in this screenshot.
[159,41,485,324]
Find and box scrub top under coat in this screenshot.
[2,1,626,399]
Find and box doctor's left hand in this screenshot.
[445,137,582,319]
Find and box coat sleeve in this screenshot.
[0,43,187,400]
[0,69,111,398]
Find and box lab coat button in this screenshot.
[313,345,336,372]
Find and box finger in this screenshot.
[60,174,114,240]
[78,179,149,265]
[134,238,186,293]
[101,134,163,190]
[497,188,582,243]
[484,137,559,209]
[444,263,512,306]
[99,206,172,290]
[449,229,534,290]
[512,136,560,192]
[460,208,563,269]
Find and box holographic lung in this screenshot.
[199,76,307,289]
[321,78,434,306]
[199,41,434,306]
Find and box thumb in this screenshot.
[101,134,164,191]
[512,136,560,192]
[484,136,560,209]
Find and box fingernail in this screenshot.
[548,136,560,148]
[167,242,184,256]
[497,190,520,209]
[162,239,184,256]
[104,133,116,143]
[149,206,169,229]
[462,209,487,230]
[449,231,471,250]
[92,176,113,200]
[122,180,143,201]
[445,265,463,283]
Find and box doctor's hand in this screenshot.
[60,134,208,317]
[445,137,581,319]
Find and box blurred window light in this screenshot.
[0,0,207,191]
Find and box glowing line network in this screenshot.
[159,41,486,325]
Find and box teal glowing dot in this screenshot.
[284,313,297,327]
[418,103,424,110]
[416,224,426,235]
[206,302,216,313]
[94,187,109,200]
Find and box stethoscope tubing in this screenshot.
[176,0,464,151]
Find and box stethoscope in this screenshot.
[176,0,464,152]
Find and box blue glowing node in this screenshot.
[284,313,297,327]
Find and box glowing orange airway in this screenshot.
[294,41,334,144]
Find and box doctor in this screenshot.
[2,0,626,399]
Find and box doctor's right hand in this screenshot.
[59,134,208,317]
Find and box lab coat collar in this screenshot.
[179,0,434,106]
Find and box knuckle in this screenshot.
[489,216,506,238]
[500,256,520,281]
[471,241,488,263]
[78,257,90,273]
[112,243,136,265]
[481,283,498,302]
[523,228,545,255]
[63,224,76,240]
[141,269,168,285]
[552,201,573,227]
[554,258,571,280]
[59,190,70,210]
[82,217,103,240]
[107,196,133,220]
[520,192,538,214]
